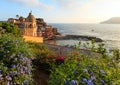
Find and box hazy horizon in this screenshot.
[1,0,120,23]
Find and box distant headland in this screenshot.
[100,17,120,24]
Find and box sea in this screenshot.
[47,23,120,50]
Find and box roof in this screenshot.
[26,12,36,22]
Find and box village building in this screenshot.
[8,12,60,39]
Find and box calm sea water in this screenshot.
[48,23,120,50]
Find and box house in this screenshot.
[8,12,60,39]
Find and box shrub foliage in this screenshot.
[0,34,34,85]
[0,22,33,85]
[0,22,22,37]
[48,41,120,85]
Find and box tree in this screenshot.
[16,14,19,19]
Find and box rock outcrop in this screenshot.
[48,35,103,42]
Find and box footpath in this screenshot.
[43,43,98,57]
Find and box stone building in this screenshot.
[8,12,37,36]
[45,25,53,38]
[8,12,60,38]
[23,12,37,36]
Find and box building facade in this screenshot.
[8,12,59,38]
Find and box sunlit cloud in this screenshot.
[6,0,53,10]
[7,0,40,7]
[39,2,53,10]
[55,0,84,9]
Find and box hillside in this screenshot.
[100,17,120,24]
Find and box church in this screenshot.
[8,12,59,38]
[8,12,37,36]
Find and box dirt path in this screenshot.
[43,43,93,56]
[34,69,50,85]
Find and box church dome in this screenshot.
[26,12,36,22]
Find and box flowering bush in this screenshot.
[0,34,33,85]
[0,22,22,37]
[48,42,120,85]
[30,42,55,64]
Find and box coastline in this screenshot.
[46,34,103,42]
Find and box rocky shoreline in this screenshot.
[47,34,103,42]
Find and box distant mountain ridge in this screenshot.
[101,17,120,24]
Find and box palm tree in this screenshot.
[16,14,19,19]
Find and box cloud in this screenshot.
[6,0,53,10]
[55,0,82,9]
[8,0,40,7]
[39,2,53,10]
[77,0,120,11]
[6,0,89,10]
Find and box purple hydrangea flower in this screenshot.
[6,81,10,85]
[71,80,76,85]
[14,58,17,61]
[87,80,94,85]
[23,80,29,85]
[100,80,105,84]
[82,78,87,83]
[6,76,12,81]
[13,83,17,85]
[10,71,14,77]
[90,75,96,81]
[0,74,2,77]
[99,70,106,74]
[0,78,3,81]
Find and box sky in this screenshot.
[1,0,120,23]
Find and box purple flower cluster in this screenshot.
[99,70,106,74]
[71,80,77,85]
[63,68,106,85]
[0,35,33,85]
[0,54,32,84]
[64,79,78,85]
[81,69,106,85]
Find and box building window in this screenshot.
[29,24,32,28]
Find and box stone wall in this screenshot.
[23,36,43,43]
[23,28,37,36]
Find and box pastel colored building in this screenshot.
[8,12,59,39]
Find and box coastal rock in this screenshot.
[51,35,103,42]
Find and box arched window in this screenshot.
[29,24,32,28]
